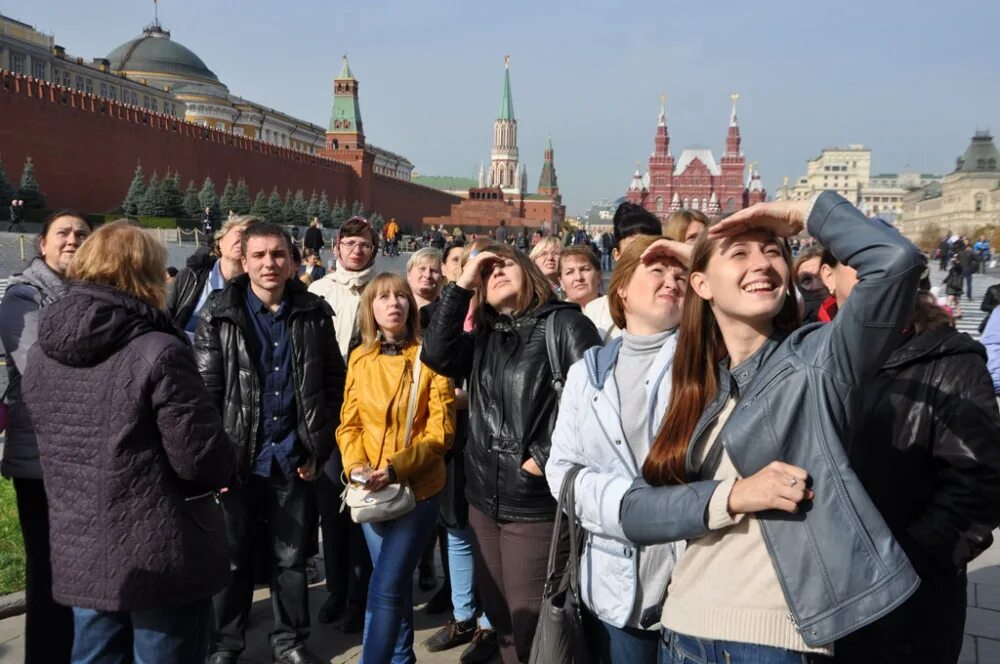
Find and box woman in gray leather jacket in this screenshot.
[619,192,926,663]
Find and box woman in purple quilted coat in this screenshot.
[20,221,236,664]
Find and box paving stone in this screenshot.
[978,637,1000,664]
[966,607,1000,640]
[977,583,1000,611]
[960,636,977,664]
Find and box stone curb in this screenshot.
[0,592,26,619]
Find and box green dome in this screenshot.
[107,25,220,84]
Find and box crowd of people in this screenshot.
[2,191,1000,664]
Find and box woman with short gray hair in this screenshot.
[407,247,444,311]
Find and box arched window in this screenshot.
[726,197,736,212]
[975,194,985,212]
[683,198,689,208]
[656,196,664,212]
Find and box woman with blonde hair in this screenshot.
[337,272,455,664]
[530,235,563,294]
[21,221,235,663]
[663,209,709,245]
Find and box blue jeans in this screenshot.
[446,527,492,628]
[662,630,830,664]
[361,494,441,664]
[583,607,659,663]
[71,599,211,664]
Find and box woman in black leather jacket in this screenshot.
[422,242,601,664]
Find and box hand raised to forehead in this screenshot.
[640,239,693,269]
[709,200,810,240]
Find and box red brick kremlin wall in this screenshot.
[370,173,459,232]
[0,71,459,225]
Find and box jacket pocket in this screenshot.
[185,493,224,533]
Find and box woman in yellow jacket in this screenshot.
[337,272,455,664]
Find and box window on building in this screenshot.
[75,75,84,91]
[10,53,25,74]
[33,61,46,80]
[975,195,985,212]
[85,78,94,94]
[108,86,117,101]
[99,82,108,97]
[233,127,244,136]
[63,72,71,87]
[655,196,664,212]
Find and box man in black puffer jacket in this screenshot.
[831,294,1000,663]
[195,222,346,664]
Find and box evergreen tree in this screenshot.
[17,157,46,210]
[332,199,346,225]
[234,179,251,214]
[182,180,201,218]
[306,190,319,221]
[282,189,294,226]
[369,212,384,231]
[161,170,184,217]
[318,191,332,227]
[0,155,15,208]
[218,177,236,216]
[138,171,167,216]
[267,187,285,223]
[350,200,364,218]
[251,189,269,216]
[198,177,218,218]
[122,164,146,217]
[291,190,307,226]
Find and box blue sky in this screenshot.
[12,0,1000,214]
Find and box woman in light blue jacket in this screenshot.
[547,234,687,663]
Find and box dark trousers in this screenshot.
[71,599,211,664]
[468,505,567,664]
[835,566,966,664]
[14,477,74,664]
[317,452,371,606]
[211,473,315,658]
[583,608,659,664]
[965,272,974,300]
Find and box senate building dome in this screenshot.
[106,22,228,97]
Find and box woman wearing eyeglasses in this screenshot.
[308,216,380,632]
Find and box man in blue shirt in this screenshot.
[196,222,345,664]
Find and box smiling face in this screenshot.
[242,233,292,295]
[689,230,790,328]
[559,254,601,307]
[40,215,91,275]
[372,286,410,339]
[620,259,686,334]
[407,258,443,302]
[485,257,525,312]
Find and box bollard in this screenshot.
[18,234,27,262]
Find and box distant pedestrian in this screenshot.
[201,207,214,242]
[959,246,978,300]
[7,199,25,232]
[304,217,325,256]
[21,221,235,664]
[494,219,509,246]
[938,235,950,271]
[0,210,93,664]
[944,257,964,317]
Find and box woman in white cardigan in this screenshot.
[547,234,688,663]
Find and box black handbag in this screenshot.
[529,464,591,664]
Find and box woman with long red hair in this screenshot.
[619,192,925,663]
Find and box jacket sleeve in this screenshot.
[0,285,41,374]
[164,271,183,323]
[528,310,602,470]
[547,362,633,541]
[336,354,369,473]
[316,312,347,467]
[390,369,455,481]
[620,477,724,544]
[907,353,1000,569]
[801,191,926,387]
[193,302,225,416]
[982,310,1000,395]
[151,342,236,489]
[420,283,475,381]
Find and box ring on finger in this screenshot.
[789,477,798,487]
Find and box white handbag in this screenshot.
[341,350,421,523]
